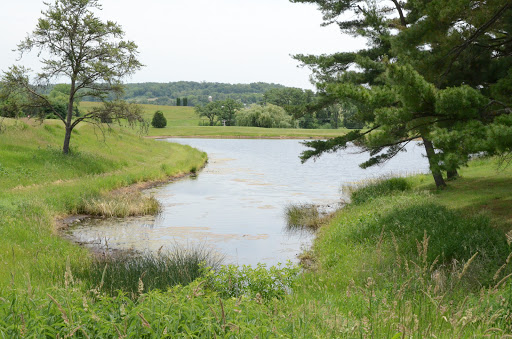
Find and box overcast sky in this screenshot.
[0,0,365,89]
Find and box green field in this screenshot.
[79,102,350,138]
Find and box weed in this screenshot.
[202,261,301,301]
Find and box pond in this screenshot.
[69,138,430,266]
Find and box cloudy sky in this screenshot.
[0,0,364,89]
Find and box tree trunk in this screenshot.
[422,137,447,188]
[63,78,77,154]
[63,125,72,154]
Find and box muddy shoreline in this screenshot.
[56,164,206,256]
[146,135,326,140]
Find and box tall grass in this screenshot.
[0,119,207,288]
[347,176,411,205]
[290,178,512,336]
[75,245,223,297]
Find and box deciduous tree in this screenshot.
[1,0,144,154]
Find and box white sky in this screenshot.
[0,0,365,89]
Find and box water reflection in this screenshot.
[69,139,430,266]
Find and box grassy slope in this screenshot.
[80,102,350,138]
[280,158,512,336]
[0,118,207,289]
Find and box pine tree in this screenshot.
[151,110,167,128]
[292,0,512,187]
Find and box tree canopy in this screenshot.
[1,0,144,154]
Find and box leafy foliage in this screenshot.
[195,99,244,126]
[236,104,295,128]
[202,262,300,301]
[95,81,286,106]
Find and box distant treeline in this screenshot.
[83,81,286,106]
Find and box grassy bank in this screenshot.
[279,159,512,336]
[1,117,512,336]
[0,118,207,289]
[79,102,349,138]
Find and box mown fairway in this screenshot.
[79,102,350,138]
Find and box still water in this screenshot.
[69,138,430,266]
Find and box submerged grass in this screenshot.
[285,203,330,232]
[76,191,161,217]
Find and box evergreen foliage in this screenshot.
[151,110,167,128]
[292,0,512,187]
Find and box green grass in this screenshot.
[411,157,512,231]
[276,162,512,336]
[79,102,351,138]
[0,118,207,290]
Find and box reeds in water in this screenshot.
[285,203,325,232]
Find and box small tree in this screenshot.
[176,98,181,106]
[1,0,144,154]
[218,99,243,126]
[183,97,188,106]
[151,110,167,128]
[236,104,294,128]
[195,101,221,126]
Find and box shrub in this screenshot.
[202,261,300,301]
[151,110,167,128]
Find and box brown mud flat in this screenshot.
[146,135,326,140]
